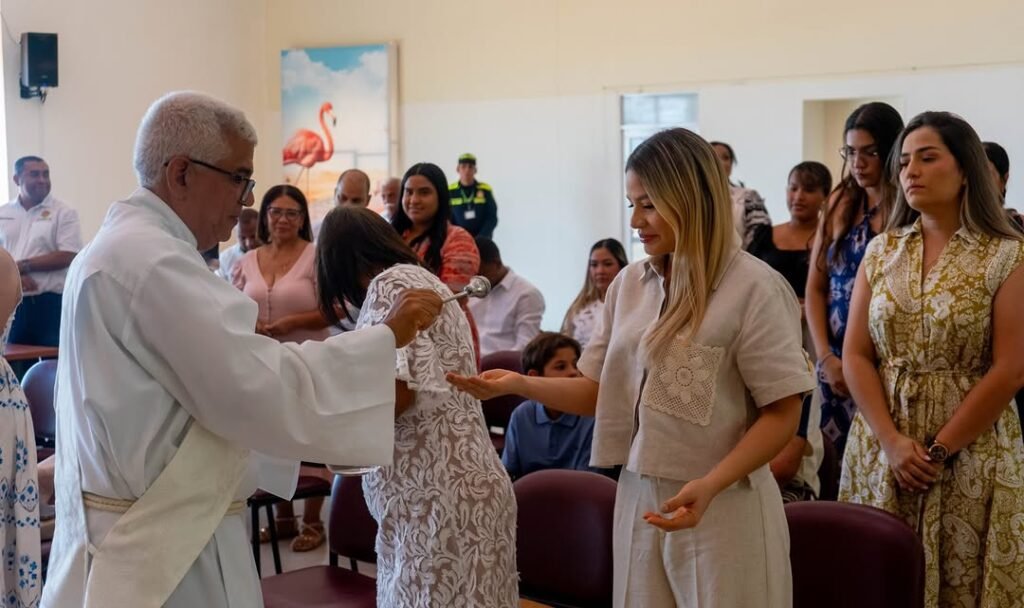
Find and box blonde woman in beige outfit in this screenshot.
[450,128,815,607]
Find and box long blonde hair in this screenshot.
[887,111,1023,241]
[626,128,736,365]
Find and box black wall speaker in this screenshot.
[21,32,58,89]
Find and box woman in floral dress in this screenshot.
[840,111,1024,607]
[0,249,42,607]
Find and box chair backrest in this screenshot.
[479,350,526,431]
[817,434,840,501]
[514,469,616,607]
[21,359,57,448]
[786,501,925,608]
[328,474,378,564]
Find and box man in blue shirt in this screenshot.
[502,332,611,480]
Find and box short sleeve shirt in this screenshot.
[577,245,816,481]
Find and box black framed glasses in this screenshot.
[188,158,256,202]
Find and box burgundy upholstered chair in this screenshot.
[260,474,377,608]
[479,350,527,454]
[786,501,925,608]
[514,469,616,607]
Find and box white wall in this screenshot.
[698,66,1024,224]
[3,0,1023,331]
[263,0,1024,329]
[0,0,268,239]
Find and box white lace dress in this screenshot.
[357,264,518,608]
[0,303,42,607]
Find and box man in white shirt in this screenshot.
[468,237,545,356]
[0,156,82,347]
[217,206,259,281]
[42,91,442,608]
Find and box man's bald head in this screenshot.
[334,169,371,208]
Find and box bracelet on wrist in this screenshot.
[818,352,836,365]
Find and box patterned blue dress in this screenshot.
[0,305,42,607]
[817,201,877,458]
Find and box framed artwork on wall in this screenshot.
[281,43,399,221]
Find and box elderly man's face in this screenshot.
[380,178,400,218]
[335,173,370,207]
[187,134,255,250]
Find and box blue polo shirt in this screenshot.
[502,400,601,480]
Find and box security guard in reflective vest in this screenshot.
[449,153,498,239]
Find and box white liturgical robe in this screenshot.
[42,189,398,608]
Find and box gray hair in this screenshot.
[133,91,258,188]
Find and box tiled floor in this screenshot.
[253,497,377,579]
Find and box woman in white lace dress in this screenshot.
[0,249,42,607]
[316,206,517,607]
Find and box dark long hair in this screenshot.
[390,163,451,274]
[316,206,422,325]
[887,112,1021,241]
[257,184,313,244]
[816,102,903,270]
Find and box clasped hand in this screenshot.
[881,433,941,492]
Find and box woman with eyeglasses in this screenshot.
[805,102,903,459]
[232,184,332,551]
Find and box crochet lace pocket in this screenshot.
[641,341,724,426]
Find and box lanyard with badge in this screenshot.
[460,185,478,221]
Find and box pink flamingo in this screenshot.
[282,101,336,190]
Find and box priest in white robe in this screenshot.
[41,91,443,608]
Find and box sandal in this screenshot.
[258,516,299,543]
[290,521,326,552]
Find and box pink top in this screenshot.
[232,242,329,344]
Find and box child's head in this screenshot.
[522,332,582,379]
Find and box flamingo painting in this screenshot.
[282,101,336,191]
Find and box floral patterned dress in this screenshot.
[839,222,1024,607]
[357,264,517,608]
[0,303,42,607]
[818,200,877,457]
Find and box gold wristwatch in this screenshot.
[925,435,951,463]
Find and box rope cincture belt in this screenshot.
[82,492,246,516]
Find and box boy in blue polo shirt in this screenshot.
[502,332,609,480]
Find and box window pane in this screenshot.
[656,94,695,124]
[622,95,657,125]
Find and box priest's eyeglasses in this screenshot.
[187,158,257,202]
